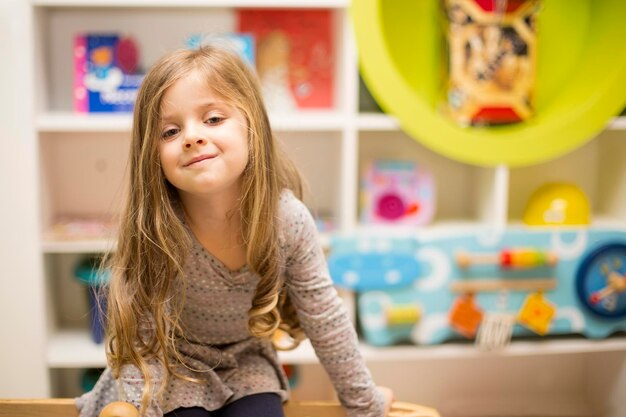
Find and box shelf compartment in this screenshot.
[358,131,502,226]
[39,132,128,235]
[508,129,626,225]
[279,131,343,229]
[35,6,347,116]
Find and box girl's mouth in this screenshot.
[184,154,215,167]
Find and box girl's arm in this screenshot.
[281,194,385,417]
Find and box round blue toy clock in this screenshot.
[576,243,626,319]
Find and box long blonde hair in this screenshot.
[105,45,304,412]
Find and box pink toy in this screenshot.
[360,160,435,226]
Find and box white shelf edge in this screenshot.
[42,238,116,254]
[41,222,626,254]
[338,221,502,239]
[359,336,626,361]
[32,0,348,8]
[37,113,132,132]
[42,234,329,254]
[48,330,108,368]
[345,221,626,238]
[608,116,626,130]
[356,114,626,132]
[47,330,321,367]
[356,113,399,131]
[37,112,626,134]
[270,111,346,132]
[48,329,626,368]
[505,218,626,231]
[36,112,347,133]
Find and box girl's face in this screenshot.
[158,70,249,201]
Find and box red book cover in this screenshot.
[238,9,335,111]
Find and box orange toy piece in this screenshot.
[449,294,484,338]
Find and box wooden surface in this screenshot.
[0,399,440,417]
[0,399,77,417]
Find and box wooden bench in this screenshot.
[0,399,440,417]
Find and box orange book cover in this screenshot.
[238,9,335,111]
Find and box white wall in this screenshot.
[0,0,49,396]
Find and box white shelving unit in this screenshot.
[1,0,625,415]
[48,329,626,369]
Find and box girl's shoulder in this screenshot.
[278,188,316,243]
[278,188,305,214]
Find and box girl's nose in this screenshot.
[184,138,205,149]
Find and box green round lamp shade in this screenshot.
[351,0,626,167]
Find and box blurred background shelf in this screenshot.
[41,233,331,253]
[37,111,349,133]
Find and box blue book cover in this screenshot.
[74,34,143,113]
[185,33,255,67]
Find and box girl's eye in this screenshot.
[206,116,225,125]
[161,128,179,139]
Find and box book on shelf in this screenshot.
[185,33,255,67]
[74,34,144,113]
[238,9,335,113]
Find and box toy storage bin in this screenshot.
[74,258,110,344]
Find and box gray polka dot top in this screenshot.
[75,190,384,417]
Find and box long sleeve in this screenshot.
[281,193,384,417]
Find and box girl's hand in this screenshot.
[378,386,394,416]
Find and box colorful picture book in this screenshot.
[185,33,255,67]
[238,9,335,112]
[74,34,144,113]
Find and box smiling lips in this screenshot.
[184,154,216,167]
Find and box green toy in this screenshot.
[352,0,626,166]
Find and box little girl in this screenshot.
[76,45,391,417]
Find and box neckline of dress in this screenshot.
[174,199,250,276]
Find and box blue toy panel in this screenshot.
[330,236,420,291]
[329,228,626,346]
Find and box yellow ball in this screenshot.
[523,183,590,226]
